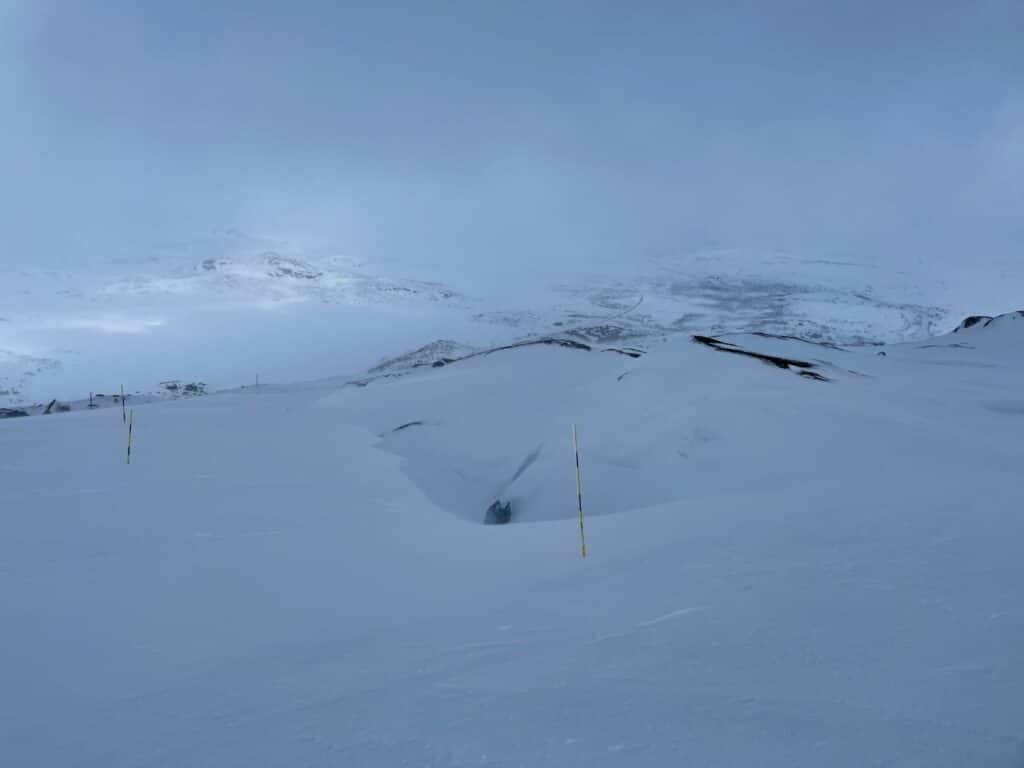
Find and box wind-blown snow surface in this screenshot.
[2,318,1024,766]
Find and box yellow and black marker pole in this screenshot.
[573,424,586,558]
[126,409,134,465]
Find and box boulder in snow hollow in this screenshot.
[484,500,512,525]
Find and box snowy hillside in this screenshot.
[2,312,1023,766]
[540,249,1004,346]
[0,232,473,407]
[5,237,1021,408]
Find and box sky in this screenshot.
[1,0,1022,282]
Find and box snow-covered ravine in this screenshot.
[2,312,1022,766]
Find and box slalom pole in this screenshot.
[573,424,586,558]
[127,409,134,465]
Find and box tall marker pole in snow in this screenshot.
[126,410,134,465]
[573,424,587,558]
[121,384,126,423]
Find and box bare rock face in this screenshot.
[369,340,476,375]
[954,311,1024,333]
[264,253,322,280]
[955,315,993,332]
[484,500,512,525]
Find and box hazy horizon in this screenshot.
[2,1,1021,285]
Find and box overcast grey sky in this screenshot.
[2,0,1021,279]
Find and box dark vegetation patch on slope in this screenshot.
[347,336,616,389]
[369,340,474,375]
[692,335,830,382]
[604,347,644,359]
[392,421,424,432]
[428,337,594,368]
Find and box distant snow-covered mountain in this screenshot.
[4,230,462,310]
[0,231,469,405]
[1,235,1019,407]
[538,249,960,346]
[97,247,462,308]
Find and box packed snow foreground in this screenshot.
[2,312,1023,766]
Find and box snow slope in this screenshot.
[2,315,1023,766]
[5,238,1022,407]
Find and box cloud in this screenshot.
[1,0,1020,285]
